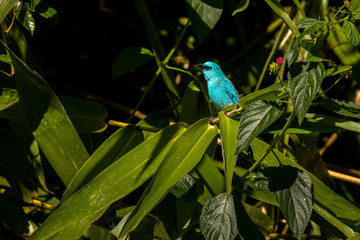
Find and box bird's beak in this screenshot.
[196,64,205,69]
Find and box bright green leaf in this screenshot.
[120,118,218,236]
[236,100,284,154]
[112,46,154,79]
[219,111,239,195]
[15,2,36,35]
[29,123,187,240]
[186,0,223,43]
[200,193,237,240]
[288,62,325,125]
[0,54,11,64]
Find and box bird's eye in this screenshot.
[204,66,212,70]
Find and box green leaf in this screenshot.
[28,123,188,240]
[112,46,154,79]
[236,100,284,154]
[251,137,360,237]
[299,40,323,62]
[347,232,360,239]
[264,166,313,240]
[33,0,58,25]
[219,111,239,195]
[288,62,325,125]
[232,0,250,16]
[62,124,143,201]
[200,193,238,240]
[343,20,360,46]
[59,96,108,133]
[349,0,360,11]
[186,0,223,43]
[0,0,18,23]
[7,44,89,186]
[320,98,360,118]
[296,18,319,29]
[0,88,19,110]
[120,118,218,236]
[305,113,360,133]
[15,2,36,35]
[325,65,352,77]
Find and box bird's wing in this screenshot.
[224,80,239,104]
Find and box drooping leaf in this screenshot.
[288,62,325,125]
[320,98,360,118]
[0,0,18,23]
[200,193,238,240]
[120,118,218,236]
[236,100,284,155]
[7,44,89,186]
[325,65,352,77]
[0,88,19,110]
[28,123,187,240]
[343,20,360,46]
[112,46,154,79]
[0,54,11,64]
[186,0,223,43]
[232,0,250,16]
[264,166,313,240]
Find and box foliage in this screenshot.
[1,0,360,240]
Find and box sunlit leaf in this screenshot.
[343,20,360,46]
[0,0,18,23]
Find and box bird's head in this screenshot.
[197,61,225,81]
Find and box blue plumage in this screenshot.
[198,61,239,111]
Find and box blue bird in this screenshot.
[197,61,239,111]
[198,61,253,156]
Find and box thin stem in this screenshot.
[241,110,296,180]
[329,4,346,28]
[315,74,345,100]
[255,23,286,91]
[108,120,162,132]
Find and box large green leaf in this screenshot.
[62,124,143,201]
[250,137,360,237]
[288,62,325,125]
[8,45,89,186]
[319,98,360,119]
[236,100,283,154]
[264,166,313,240]
[219,111,239,195]
[112,46,154,79]
[120,118,218,236]
[186,0,223,43]
[29,123,187,240]
[0,0,18,23]
[200,193,238,240]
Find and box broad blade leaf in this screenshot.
[265,166,313,240]
[112,46,154,79]
[28,123,187,240]
[120,118,218,236]
[8,46,89,186]
[219,111,239,195]
[170,174,195,198]
[288,62,325,125]
[236,100,283,154]
[0,0,18,23]
[186,0,223,43]
[62,124,144,201]
[200,193,237,240]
